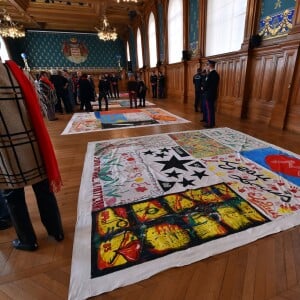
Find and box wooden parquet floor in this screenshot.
[0,95,300,300]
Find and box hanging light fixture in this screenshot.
[95,15,118,42]
[0,10,25,39]
[117,0,138,2]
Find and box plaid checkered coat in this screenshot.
[0,62,47,189]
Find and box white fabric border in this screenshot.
[69,128,300,300]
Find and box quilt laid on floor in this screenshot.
[69,127,300,300]
[91,99,155,109]
[62,108,189,135]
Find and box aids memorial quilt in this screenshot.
[69,127,300,300]
[91,99,155,109]
[62,108,189,135]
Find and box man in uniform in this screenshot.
[203,60,220,128]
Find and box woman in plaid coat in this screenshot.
[0,60,64,251]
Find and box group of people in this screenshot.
[0,58,220,253]
[35,70,122,118]
[193,60,220,128]
[150,71,165,98]
[97,73,120,111]
[127,76,148,108]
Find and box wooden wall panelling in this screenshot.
[166,62,185,101]
[245,43,298,128]
[270,43,299,130]
[212,53,248,118]
[270,45,297,129]
[285,48,300,133]
[246,52,278,124]
[186,60,200,104]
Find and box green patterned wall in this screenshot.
[189,0,199,56]
[22,31,126,70]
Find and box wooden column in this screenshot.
[198,0,207,58]
[287,0,300,41]
[183,0,189,102]
[241,0,262,50]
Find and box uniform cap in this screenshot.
[208,60,216,66]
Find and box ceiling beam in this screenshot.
[7,0,41,27]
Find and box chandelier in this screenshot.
[0,10,25,39]
[117,0,138,2]
[95,16,118,42]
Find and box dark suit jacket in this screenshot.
[204,70,220,102]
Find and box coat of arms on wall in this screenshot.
[62,38,88,64]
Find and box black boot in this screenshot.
[5,189,38,251]
[33,179,64,242]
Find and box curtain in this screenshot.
[206,0,247,56]
[168,0,183,64]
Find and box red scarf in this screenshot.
[6,60,62,192]
[40,76,55,90]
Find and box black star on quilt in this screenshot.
[159,148,170,153]
[155,155,193,171]
[143,150,154,155]
[191,170,209,180]
[158,180,177,192]
[166,170,181,178]
[178,178,195,187]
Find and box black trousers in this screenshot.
[151,84,157,98]
[4,179,63,244]
[98,92,108,111]
[112,85,119,98]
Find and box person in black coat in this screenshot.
[157,71,165,98]
[203,60,220,128]
[193,68,203,112]
[127,76,138,108]
[98,75,108,111]
[150,71,158,98]
[137,79,147,107]
[78,73,93,112]
[111,73,120,99]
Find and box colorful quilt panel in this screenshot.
[69,128,300,300]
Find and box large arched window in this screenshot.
[126,41,131,61]
[206,0,247,56]
[148,12,157,68]
[0,37,10,62]
[168,0,183,64]
[136,27,143,68]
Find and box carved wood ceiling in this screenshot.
[0,0,147,37]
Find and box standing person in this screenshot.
[50,70,73,114]
[104,73,113,99]
[63,70,75,108]
[150,71,157,98]
[157,71,165,98]
[98,75,108,111]
[203,60,220,128]
[76,71,82,105]
[127,75,138,108]
[0,60,64,251]
[111,73,120,99]
[78,73,94,112]
[87,75,96,100]
[38,71,58,121]
[137,79,147,107]
[0,191,11,230]
[193,68,203,112]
